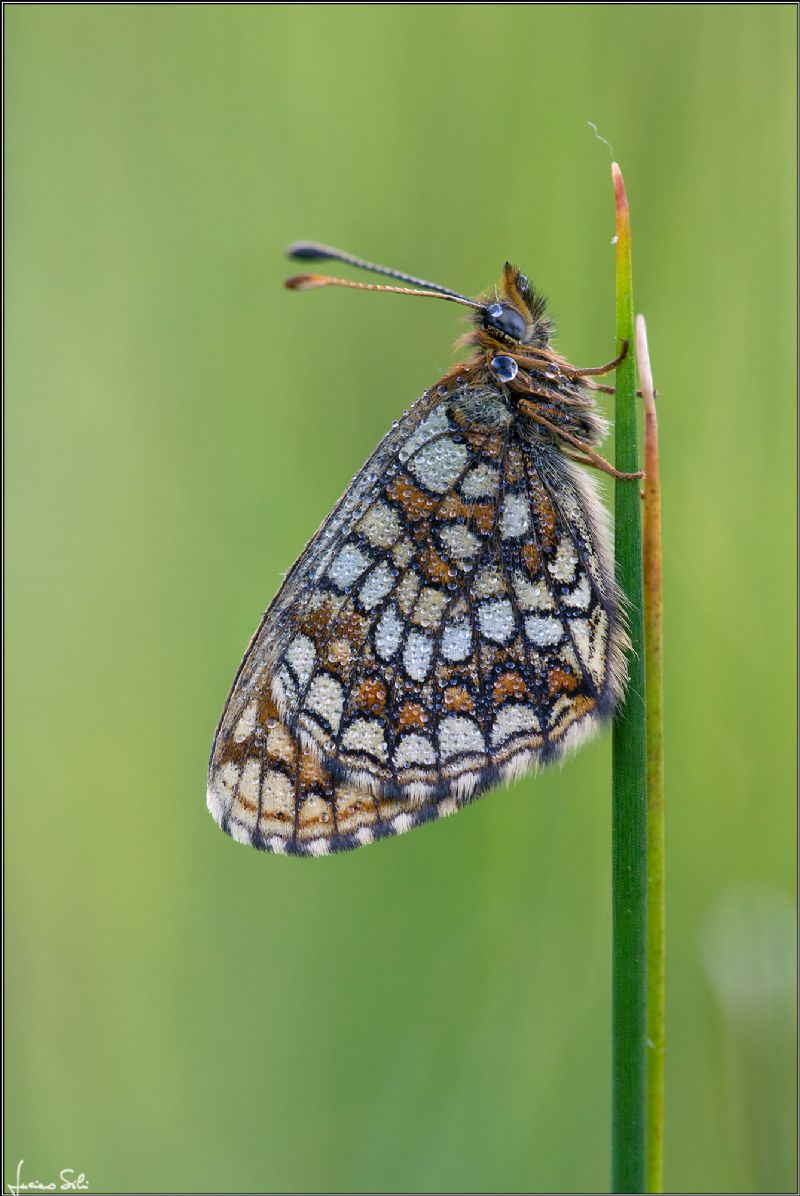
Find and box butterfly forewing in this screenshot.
[208,376,627,852]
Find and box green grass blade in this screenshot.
[610,163,648,1194]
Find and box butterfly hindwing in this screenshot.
[207,692,479,855]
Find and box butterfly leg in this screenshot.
[570,450,644,481]
[584,379,653,398]
[518,401,644,481]
[563,441,643,481]
[513,342,630,384]
[572,339,629,377]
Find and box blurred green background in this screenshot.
[5,5,796,1193]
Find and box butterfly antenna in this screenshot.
[286,240,475,303]
[285,272,483,310]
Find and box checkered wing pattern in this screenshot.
[207,693,480,856]
[207,380,627,855]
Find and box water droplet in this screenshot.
[490,355,518,382]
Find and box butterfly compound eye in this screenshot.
[483,302,527,343]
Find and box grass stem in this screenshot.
[637,314,665,1193]
[610,163,648,1194]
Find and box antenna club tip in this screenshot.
[285,242,332,261]
[285,274,326,291]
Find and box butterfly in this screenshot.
[207,242,641,856]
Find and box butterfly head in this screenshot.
[477,264,553,350]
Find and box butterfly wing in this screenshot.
[207,692,479,856]
[208,380,628,851]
